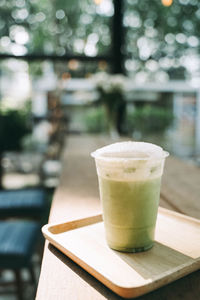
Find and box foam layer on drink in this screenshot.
[91,141,168,181]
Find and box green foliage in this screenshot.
[0,0,111,57]
[84,106,107,133]
[125,0,200,78]
[29,62,43,77]
[99,91,124,112]
[126,105,174,135]
[0,106,31,153]
[1,0,200,78]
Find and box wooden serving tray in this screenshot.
[42,207,200,299]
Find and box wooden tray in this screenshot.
[42,207,200,299]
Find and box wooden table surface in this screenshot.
[36,135,200,300]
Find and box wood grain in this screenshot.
[161,156,200,218]
[42,208,200,298]
[36,135,200,300]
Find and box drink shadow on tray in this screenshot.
[47,241,199,300]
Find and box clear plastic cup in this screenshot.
[91,141,169,253]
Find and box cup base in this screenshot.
[108,243,154,253]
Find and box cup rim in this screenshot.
[91,150,169,161]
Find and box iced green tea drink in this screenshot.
[91,141,168,253]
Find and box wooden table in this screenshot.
[36,135,200,300]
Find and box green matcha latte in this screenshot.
[92,141,168,253]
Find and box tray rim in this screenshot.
[42,207,200,299]
[43,207,200,234]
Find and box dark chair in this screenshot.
[0,188,47,220]
[0,220,40,300]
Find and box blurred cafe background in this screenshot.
[0,0,200,299]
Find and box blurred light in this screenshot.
[183,20,193,31]
[27,14,36,24]
[137,37,153,60]
[145,27,157,38]
[62,72,71,80]
[36,12,46,22]
[94,0,103,4]
[16,0,25,8]
[88,33,99,44]
[179,0,190,4]
[95,0,113,16]
[125,59,140,72]
[145,60,158,72]
[124,12,141,28]
[162,0,173,6]
[98,60,108,71]
[144,18,154,28]
[195,8,200,19]
[159,57,174,69]
[68,59,79,70]
[180,54,200,72]
[74,39,84,53]
[84,43,97,56]
[167,16,177,27]
[80,14,93,25]
[175,33,186,44]
[56,9,65,20]
[15,31,29,44]
[165,33,175,44]
[56,47,65,56]
[102,35,110,46]
[0,36,10,47]
[11,43,27,55]
[187,36,199,47]
[11,8,29,20]
[10,25,29,45]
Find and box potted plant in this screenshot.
[92,73,128,137]
[126,104,174,139]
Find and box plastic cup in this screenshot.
[91,141,169,253]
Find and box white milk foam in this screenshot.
[91,141,168,181]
